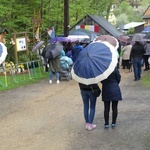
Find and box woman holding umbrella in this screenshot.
[78,83,101,131]
[71,40,119,130]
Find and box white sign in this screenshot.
[16,37,27,51]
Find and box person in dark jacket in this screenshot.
[78,83,101,131]
[72,41,83,62]
[130,41,145,81]
[143,41,150,71]
[101,67,122,128]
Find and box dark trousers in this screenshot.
[104,101,118,125]
[133,57,142,80]
[122,59,130,69]
[143,55,150,70]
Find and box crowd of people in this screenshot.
[44,35,149,131]
[1,27,148,131]
[44,40,84,84]
[120,39,148,81]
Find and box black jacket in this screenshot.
[130,42,145,60]
[79,83,99,91]
[101,67,122,101]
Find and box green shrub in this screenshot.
[127,27,134,34]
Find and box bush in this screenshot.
[127,28,134,34]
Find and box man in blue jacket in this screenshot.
[72,40,83,62]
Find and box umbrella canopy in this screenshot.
[69,28,100,41]
[143,32,150,41]
[142,26,150,33]
[0,42,8,64]
[67,35,90,43]
[93,35,119,50]
[45,42,63,59]
[50,37,68,43]
[132,33,145,42]
[118,35,130,43]
[32,41,45,52]
[50,37,77,43]
[71,41,118,85]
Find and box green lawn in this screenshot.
[0,67,49,91]
[1,67,150,91]
[141,72,150,87]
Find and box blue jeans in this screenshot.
[80,90,97,124]
[133,57,142,80]
[49,71,59,80]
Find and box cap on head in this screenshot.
[0,28,9,34]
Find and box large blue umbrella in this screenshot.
[71,41,118,85]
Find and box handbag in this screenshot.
[90,85,101,97]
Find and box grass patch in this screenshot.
[0,67,49,91]
[145,136,150,150]
[141,72,150,87]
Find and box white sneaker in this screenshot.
[87,124,96,131]
[49,80,52,84]
[56,80,60,84]
[85,123,89,130]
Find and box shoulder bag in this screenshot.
[90,85,101,97]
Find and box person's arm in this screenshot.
[142,45,146,54]
[129,46,133,62]
[115,68,121,84]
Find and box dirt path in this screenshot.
[0,68,150,150]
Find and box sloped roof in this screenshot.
[123,22,145,30]
[143,15,150,19]
[143,4,150,16]
[87,14,122,38]
[70,14,122,38]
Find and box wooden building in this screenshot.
[70,14,122,38]
[123,22,145,33]
[142,4,150,27]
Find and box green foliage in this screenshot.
[0,67,49,91]
[0,0,116,36]
[0,0,147,62]
[114,1,144,28]
[0,0,147,35]
[18,52,30,63]
[127,27,134,34]
[116,13,129,28]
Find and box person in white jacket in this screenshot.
[122,42,132,69]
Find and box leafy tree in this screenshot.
[0,0,148,63]
[114,1,144,28]
[116,13,129,29]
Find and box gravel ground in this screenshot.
[0,68,150,150]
